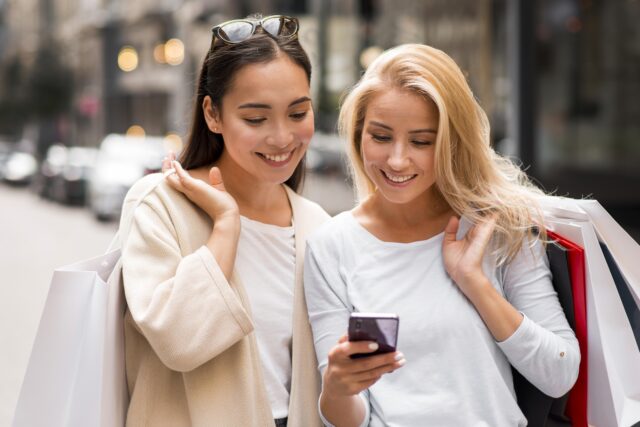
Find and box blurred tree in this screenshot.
[25,42,74,155]
[0,57,27,137]
[26,43,73,120]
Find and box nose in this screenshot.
[386,141,410,171]
[265,121,295,149]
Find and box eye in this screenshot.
[370,133,391,142]
[290,111,308,121]
[411,140,433,146]
[243,117,266,125]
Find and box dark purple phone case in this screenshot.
[348,315,399,359]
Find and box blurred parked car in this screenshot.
[0,140,14,180]
[50,146,98,205]
[35,144,68,199]
[88,134,170,221]
[3,151,38,185]
[306,132,348,175]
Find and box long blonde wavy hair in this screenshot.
[339,44,547,265]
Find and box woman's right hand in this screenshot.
[322,335,405,398]
[162,154,239,222]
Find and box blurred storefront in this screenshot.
[0,0,638,233]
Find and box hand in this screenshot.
[322,335,405,398]
[442,215,497,295]
[162,153,239,222]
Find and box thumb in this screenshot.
[338,334,348,344]
[209,166,226,192]
[443,216,460,244]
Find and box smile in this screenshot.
[381,170,417,185]
[257,150,295,166]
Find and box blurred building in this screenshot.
[0,0,639,233]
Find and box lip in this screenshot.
[380,169,417,187]
[256,149,295,168]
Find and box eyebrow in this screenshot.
[238,96,312,110]
[369,120,437,134]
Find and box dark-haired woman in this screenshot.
[119,15,326,427]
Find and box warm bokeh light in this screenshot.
[164,133,184,153]
[153,43,166,64]
[117,46,139,72]
[359,45,384,69]
[164,38,184,66]
[126,125,146,137]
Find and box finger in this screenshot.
[351,358,405,382]
[348,351,403,374]
[472,215,497,250]
[209,166,226,192]
[161,156,171,173]
[338,334,348,344]
[344,340,382,358]
[443,215,460,244]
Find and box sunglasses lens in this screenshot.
[262,16,297,38]
[218,21,254,43]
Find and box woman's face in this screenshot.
[361,87,440,205]
[209,54,313,185]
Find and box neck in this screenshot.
[215,152,291,221]
[368,187,452,229]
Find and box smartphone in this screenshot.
[348,313,399,359]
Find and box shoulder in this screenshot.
[120,173,192,229]
[285,186,331,225]
[307,211,355,251]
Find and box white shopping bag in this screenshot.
[576,200,640,308]
[546,215,640,427]
[12,249,128,427]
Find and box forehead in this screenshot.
[224,54,310,106]
[365,88,439,126]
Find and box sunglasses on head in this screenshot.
[211,15,299,44]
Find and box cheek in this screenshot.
[296,115,315,144]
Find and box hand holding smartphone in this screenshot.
[348,313,399,359]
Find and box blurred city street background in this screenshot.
[1,0,639,424]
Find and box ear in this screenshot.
[202,96,222,134]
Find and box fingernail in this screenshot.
[394,352,404,361]
[368,343,379,351]
[397,358,406,366]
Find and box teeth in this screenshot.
[262,152,292,162]
[383,171,415,183]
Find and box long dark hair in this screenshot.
[180,20,312,192]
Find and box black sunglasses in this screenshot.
[211,15,299,44]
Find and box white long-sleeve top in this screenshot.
[304,211,580,427]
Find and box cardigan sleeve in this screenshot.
[122,200,254,372]
[496,239,580,398]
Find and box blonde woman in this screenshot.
[304,44,580,427]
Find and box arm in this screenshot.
[304,242,404,427]
[442,216,579,397]
[122,201,253,373]
[497,237,580,397]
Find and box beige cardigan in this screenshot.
[119,174,329,427]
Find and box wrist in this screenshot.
[212,213,240,237]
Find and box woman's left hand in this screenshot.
[442,215,497,295]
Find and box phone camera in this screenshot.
[355,319,362,329]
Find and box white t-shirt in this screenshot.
[235,215,296,419]
[304,211,580,427]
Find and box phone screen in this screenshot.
[348,313,399,359]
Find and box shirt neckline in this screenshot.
[345,210,445,248]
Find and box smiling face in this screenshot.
[205,53,314,185]
[361,87,440,205]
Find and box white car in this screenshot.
[88,134,171,221]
